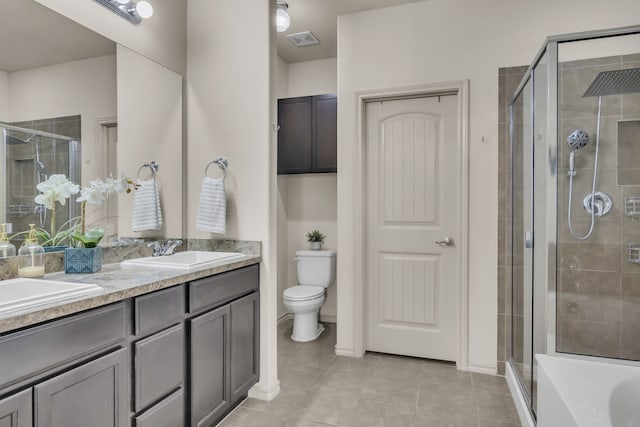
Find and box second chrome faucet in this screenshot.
[147,239,184,257]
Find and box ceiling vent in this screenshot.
[286,31,320,47]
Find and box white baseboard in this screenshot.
[278,312,337,324]
[466,362,497,375]
[334,346,365,357]
[320,313,336,323]
[277,313,293,323]
[248,381,281,401]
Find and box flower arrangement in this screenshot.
[72,174,137,248]
[33,174,80,246]
[30,173,136,248]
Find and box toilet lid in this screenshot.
[284,286,324,301]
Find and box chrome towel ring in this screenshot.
[137,161,159,180]
[204,157,228,180]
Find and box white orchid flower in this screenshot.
[35,174,80,209]
[77,186,105,205]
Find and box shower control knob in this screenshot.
[435,237,455,246]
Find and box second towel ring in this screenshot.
[137,161,159,180]
[204,157,228,180]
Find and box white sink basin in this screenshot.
[121,251,245,270]
[0,279,103,317]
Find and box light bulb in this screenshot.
[135,1,153,19]
[276,2,290,33]
[115,0,129,4]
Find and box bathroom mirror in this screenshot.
[0,0,183,252]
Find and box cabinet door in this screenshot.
[0,389,32,427]
[134,324,184,411]
[34,348,129,427]
[277,96,312,174]
[230,292,259,404]
[312,94,337,173]
[189,305,230,427]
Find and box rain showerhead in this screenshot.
[583,67,640,97]
[567,129,589,151]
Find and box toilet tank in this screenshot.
[296,250,336,288]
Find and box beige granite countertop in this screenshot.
[0,254,261,334]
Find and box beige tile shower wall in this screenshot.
[497,66,528,375]
[556,54,640,360]
[7,55,117,189]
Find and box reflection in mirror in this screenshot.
[0,0,117,249]
[0,0,183,255]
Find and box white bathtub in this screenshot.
[537,354,640,427]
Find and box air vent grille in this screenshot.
[286,31,320,47]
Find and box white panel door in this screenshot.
[365,95,460,361]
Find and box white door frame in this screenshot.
[352,80,470,370]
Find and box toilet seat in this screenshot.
[283,285,324,301]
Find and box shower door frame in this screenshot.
[508,23,640,420]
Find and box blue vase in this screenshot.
[64,247,102,274]
[44,245,68,253]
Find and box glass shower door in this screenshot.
[511,75,534,407]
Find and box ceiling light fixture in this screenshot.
[276,1,290,33]
[93,0,154,25]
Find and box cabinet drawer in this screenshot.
[134,285,184,336]
[189,265,259,314]
[134,324,184,411]
[135,388,184,427]
[0,303,126,389]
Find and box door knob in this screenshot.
[435,237,455,246]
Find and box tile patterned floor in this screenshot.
[219,320,521,427]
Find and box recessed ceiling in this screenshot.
[277,0,426,64]
[0,0,115,72]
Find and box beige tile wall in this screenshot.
[497,55,640,374]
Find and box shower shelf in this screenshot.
[624,197,640,217]
[627,244,640,264]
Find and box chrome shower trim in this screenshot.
[0,122,76,142]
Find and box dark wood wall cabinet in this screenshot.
[277,94,337,174]
[0,264,260,427]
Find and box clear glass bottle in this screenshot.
[0,224,16,258]
[18,224,44,278]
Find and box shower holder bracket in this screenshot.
[624,197,640,217]
[583,192,612,217]
[627,244,640,264]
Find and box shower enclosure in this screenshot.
[508,25,640,420]
[0,121,81,240]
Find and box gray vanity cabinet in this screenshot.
[189,305,230,427]
[34,348,129,427]
[230,292,259,405]
[0,389,32,427]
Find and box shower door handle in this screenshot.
[525,230,533,249]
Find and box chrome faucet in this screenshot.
[147,239,184,257]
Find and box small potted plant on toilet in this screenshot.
[306,230,325,250]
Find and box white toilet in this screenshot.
[283,249,336,342]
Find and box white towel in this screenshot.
[132,178,163,231]
[196,177,226,234]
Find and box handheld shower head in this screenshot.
[567,130,589,177]
[567,130,589,151]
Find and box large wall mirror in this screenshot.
[0,0,183,253]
